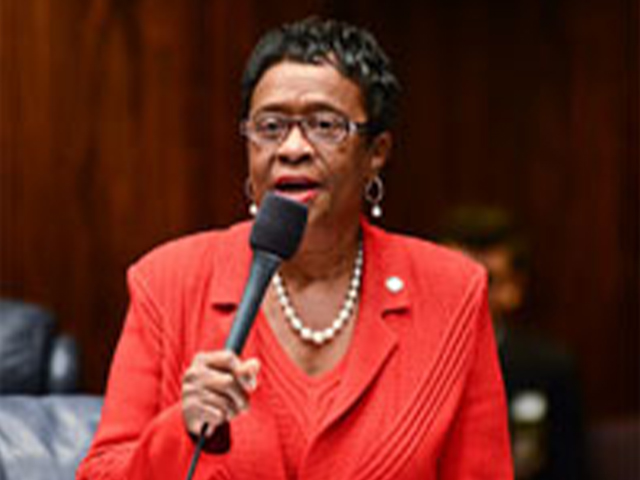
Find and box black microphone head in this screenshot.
[250,192,308,260]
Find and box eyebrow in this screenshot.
[251,101,348,117]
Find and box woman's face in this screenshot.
[246,60,390,232]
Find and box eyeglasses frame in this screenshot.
[240,112,370,148]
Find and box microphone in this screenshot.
[185,192,307,480]
[225,191,308,352]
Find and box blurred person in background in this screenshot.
[440,205,587,480]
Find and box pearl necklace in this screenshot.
[272,243,363,346]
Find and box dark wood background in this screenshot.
[1,0,637,429]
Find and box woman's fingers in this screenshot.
[181,350,261,437]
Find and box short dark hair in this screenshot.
[240,17,401,137]
[439,205,530,273]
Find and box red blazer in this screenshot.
[77,220,513,479]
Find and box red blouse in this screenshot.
[77,220,513,479]
[257,317,348,478]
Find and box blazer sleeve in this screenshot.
[438,282,514,480]
[76,266,228,480]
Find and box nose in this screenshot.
[275,123,314,163]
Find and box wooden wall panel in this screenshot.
[1,0,637,424]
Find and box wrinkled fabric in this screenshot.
[0,395,102,480]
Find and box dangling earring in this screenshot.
[245,178,258,217]
[365,175,384,218]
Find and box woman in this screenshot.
[78,18,513,479]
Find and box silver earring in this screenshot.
[245,178,258,217]
[365,175,384,218]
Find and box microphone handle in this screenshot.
[225,250,281,353]
[186,250,281,480]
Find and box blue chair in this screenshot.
[0,300,102,480]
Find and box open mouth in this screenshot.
[274,177,321,203]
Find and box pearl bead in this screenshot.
[344,298,355,312]
[372,204,382,218]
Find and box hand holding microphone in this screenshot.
[181,350,260,438]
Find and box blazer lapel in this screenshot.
[298,222,411,480]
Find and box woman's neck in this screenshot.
[279,222,361,286]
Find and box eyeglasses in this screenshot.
[241,111,370,147]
